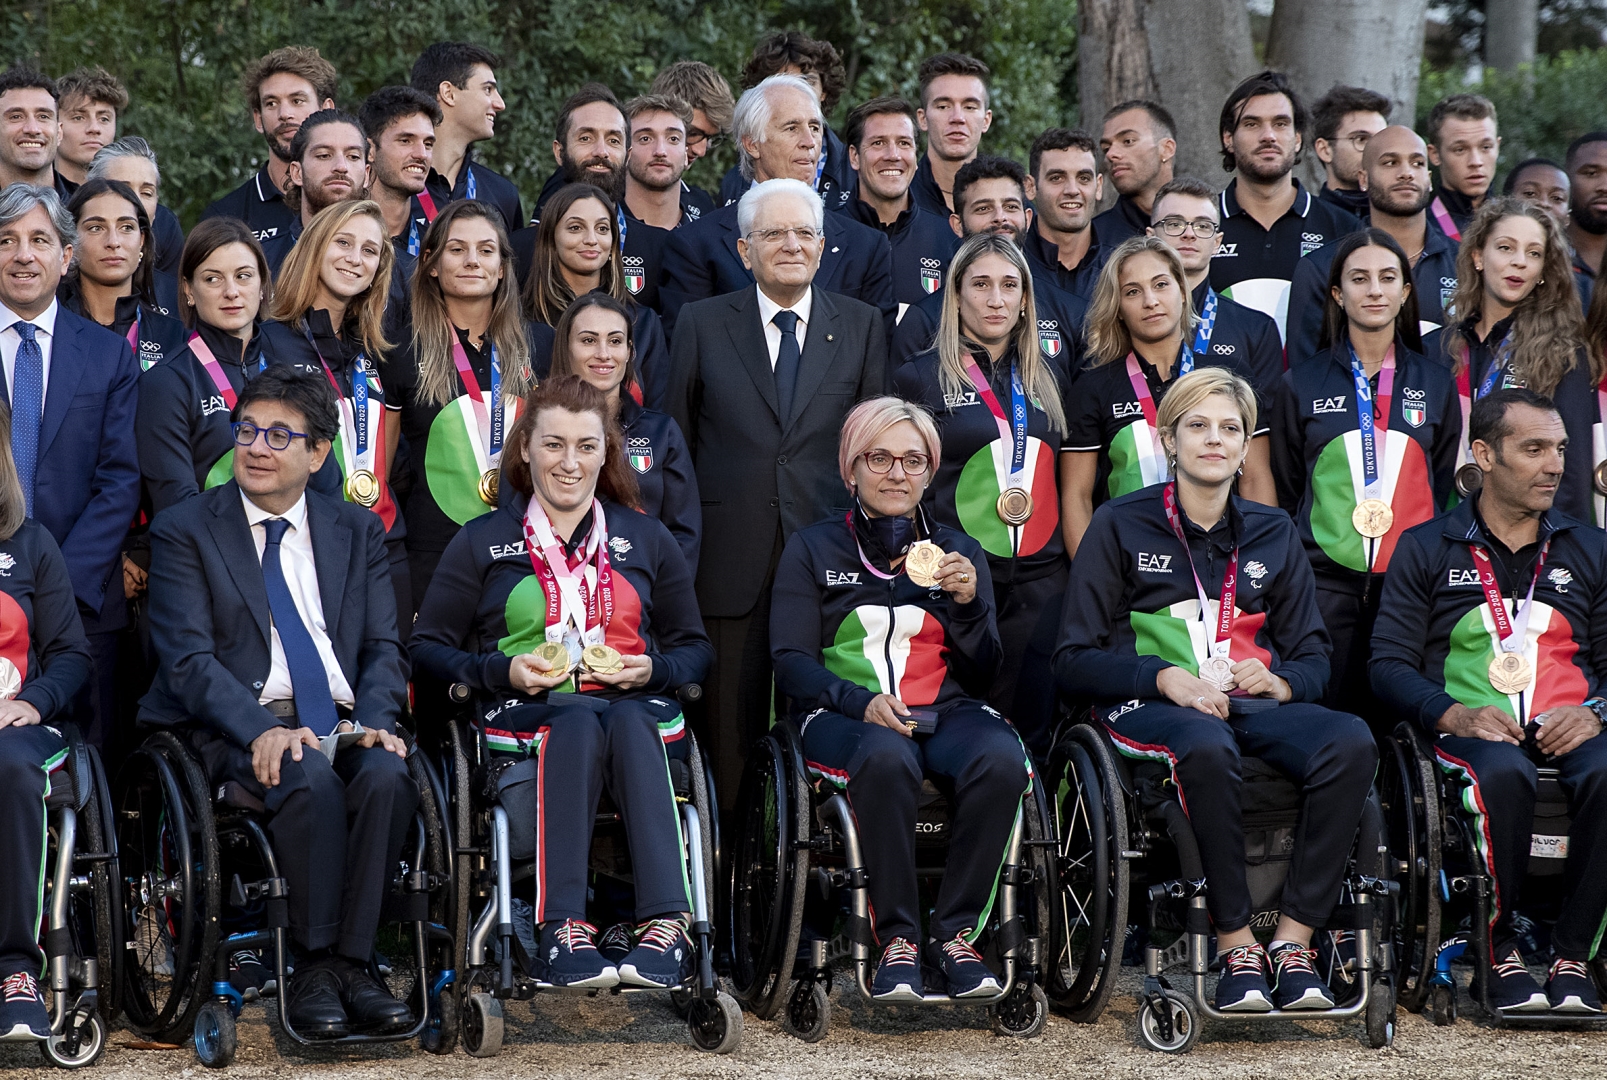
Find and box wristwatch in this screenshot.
[1583,697,1607,726]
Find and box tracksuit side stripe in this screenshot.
[32,747,69,974]
[966,729,1035,945]
[1434,745,1502,959]
[1104,725,1190,816]
[532,726,551,922]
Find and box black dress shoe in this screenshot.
[285,963,350,1039]
[334,959,414,1033]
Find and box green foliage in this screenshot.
[1418,49,1607,171]
[4,0,1076,228]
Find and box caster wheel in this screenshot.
[990,982,1048,1039]
[1365,980,1397,1048]
[462,992,504,1058]
[780,980,830,1042]
[421,984,460,1055]
[42,1007,107,1069]
[688,990,744,1053]
[1429,982,1456,1027]
[1137,988,1199,1054]
[191,1001,236,1069]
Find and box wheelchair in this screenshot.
[1383,722,1607,1028]
[1052,718,1399,1053]
[727,715,1055,1042]
[113,727,454,1067]
[428,681,741,1056]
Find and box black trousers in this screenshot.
[194,732,418,960]
[1315,581,1384,727]
[702,529,785,809]
[1434,731,1607,962]
[1103,700,1376,932]
[0,724,68,975]
[800,700,1030,945]
[990,564,1067,760]
[386,536,412,634]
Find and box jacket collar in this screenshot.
[1439,490,1572,547]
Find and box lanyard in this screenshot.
[1349,343,1396,500]
[1162,481,1239,661]
[1430,196,1462,242]
[451,338,505,461]
[963,355,1028,481]
[844,511,901,581]
[1469,540,1549,660]
[187,332,238,409]
[407,192,441,257]
[1123,352,1172,479]
[465,165,477,201]
[304,329,373,476]
[123,308,140,352]
[1191,289,1218,357]
[1454,332,1513,469]
[523,497,613,647]
[616,204,628,251]
[814,147,827,192]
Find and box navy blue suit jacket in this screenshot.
[657,202,896,339]
[139,480,408,749]
[2,307,140,631]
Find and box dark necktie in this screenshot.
[259,518,340,736]
[772,309,801,420]
[10,322,42,516]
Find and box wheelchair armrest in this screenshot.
[677,683,702,705]
[449,682,472,703]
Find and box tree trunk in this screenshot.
[1484,0,1539,74]
[1077,0,1156,139]
[1266,0,1432,128]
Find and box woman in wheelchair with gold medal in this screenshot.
[410,375,711,991]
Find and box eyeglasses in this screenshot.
[233,421,310,451]
[1154,217,1219,238]
[685,128,724,150]
[747,226,820,246]
[1342,131,1374,152]
[861,451,930,475]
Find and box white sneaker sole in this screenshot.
[951,977,1002,1000]
[1550,995,1601,1014]
[1499,991,1551,1013]
[871,982,924,1003]
[0,1023,46,1042]
[547,967,619,990]
[1218,989,1274,1013]
[616,964,681,989]
[1277,987,1337,1010]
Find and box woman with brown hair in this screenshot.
[520,183,671,406]
[1446,196,1592,521]
[410,375,711,992]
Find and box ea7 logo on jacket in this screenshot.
[825,570,862,586]
[1113,401,1143,419]
[1137,552,1172,573]
[943,390,979,409]
[1448,569,1480,586]
[1313,396,1347,415]
[1213,244,1238,258]
[201,395,229,416]
[490,542,527,559]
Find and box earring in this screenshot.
[1236,464,1244,477]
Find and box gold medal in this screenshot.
[996,487,1033,526]
[1199,655,1235,693]
[1594,460,1607,497]
[346,468,380,507]
[1351,498,1394,539]
[479,468,500,506]
[1488,652,1534,695]
[532,640,574,675]
[1456,462,1484,497]
[904,540,944,588]
[581,644,625,675]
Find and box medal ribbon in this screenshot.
[465,165,477,201]
[1468,538,1550,681]
[843,510,902,581]
[1162,482,1239,662]
[186,332,238,409]
[1191,290,1218,359]
[450,338,505,465]
[523,496,614,649]
[1123,353,1169,479]
[1596,374,1607,529]
[407,192,440,257]
[124,308,140,353]
[305,330,376,490]
[1454,333,1513,470]
[1430,196,1462,242]
[963,355,1029,488]
[1349,343,1396,503]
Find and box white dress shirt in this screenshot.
[756,286,813,370]
[241,491,356,708]
[0,298,56,412]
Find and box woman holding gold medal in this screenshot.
[1054,366,1375,1014]
[410,375,712,991]
[260,200,412,616]
[1270,230,1460,721]
[386,200,540,610]
[890,233,1072,756]
[769,396,1031,1001]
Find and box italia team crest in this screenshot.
[1038,321,1062,358]
[623,256,645,295]
[920,258,942,294]
[627,438,653,473]
[1403,400,1425,427]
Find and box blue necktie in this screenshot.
[772,309,801,420]
[10,322,41,516]
[259,518,340,737]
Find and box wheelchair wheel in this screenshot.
[446,720,476,971]
[1365,977,1397,1048]
[115,733,221,1044]
[1047,724,1128,1023]
[462,991,504,1058]
[40,1005,107,1069]
[728,731,809,1020]
[1380,728,1442,1012]
[192,999,237,1069]
[420,979,460,1055]
[1136,987,1199,1054]
[990,981,1049,1039]
[81,742,126,1024]
[1429,981,1457,1026]
[779,978,829,1042]
[688,990,744,1054]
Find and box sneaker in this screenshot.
[616,919,695,988]
[536,919,619,989]
[1491,949,1549,1013]
[0,971,50,1041]
[597,922,635,966]
[928,934,1002,999]
[228,950,276,1002]
[1546,958,1602,1014]
[1214,943,1273,1012]
[1270,943,1336,1010]
[870,938,924,1002]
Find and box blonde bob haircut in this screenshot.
[837,396,942,490]
[1084,235,1196,368]
[1155,366,1258,460]
[935,233,1065,434]
[269,200,396,360]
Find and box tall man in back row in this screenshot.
[409,42,522,234]
[1371,389,1607,1017]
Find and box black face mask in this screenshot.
[860,504,917,558]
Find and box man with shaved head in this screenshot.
[1285,125,1460,366]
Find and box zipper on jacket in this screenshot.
[883,576,898,696]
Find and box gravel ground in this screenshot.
[4,970,1604,1080]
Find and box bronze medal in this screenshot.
[1488,652,1534,695]
[1351,498,1394,539]
[346,468,380,507]
[1455,462,1484,497]
[904,540,944,588]
[1199,655,1235,693]
[532,640,574,675]
[0,657,19,701]
[479,468,500,506]
[996,487,1033,527]
[1595,460,1607,497]
[581,644,625,675]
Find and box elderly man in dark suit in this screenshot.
[667,176,888,800]
[141,365,416,1039]
[658,74,896,338]
[0,183,139,750]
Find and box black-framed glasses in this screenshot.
[1342,131,1374,152]
[1154,217,1220,238]
[685,128,724,150]
[233,421,309,451]
[861,450,930,475]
